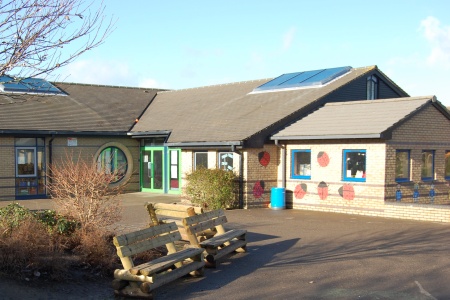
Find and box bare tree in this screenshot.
[0,0,114,80]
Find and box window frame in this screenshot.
[342,149,366,182]
[367,75,378,100]
[194,152,208,170]
[291,149,312,180]
[94,142,133,186]
[15,147,37,177]
[421,150,435,181]
[395,150,411,182]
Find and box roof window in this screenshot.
[0,75,65,95]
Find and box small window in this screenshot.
[194,152,208,170]
[421,150,435,181]
[291,150,311,179]
[395,150,410,182]
[445,151,450,180]
[218,152,233,171]
[16,148,37,177]
[343,150,366,182]
[367,75,378,100]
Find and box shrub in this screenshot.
[0,203,34,236]
[35,209,79,236]
[47,151,124,234]
[185,168,238,209]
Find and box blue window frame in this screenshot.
[367,75,378,100]
[421,150,435,181]
[343,150,366,182]
[291,150,311,179]
[395,150,410,182]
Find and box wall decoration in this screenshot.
[338,183,355,200]
[396,184,402,202]
[317,151,330,167]
[253,180,265,198]
[258,151,270,167]
[429,183,435,204]
[294,183,307,199]
[413,183,419,203]
[317,181,328,200]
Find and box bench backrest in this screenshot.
[113,222,180,269]
[182,209,227,246]
[146,202,204,226]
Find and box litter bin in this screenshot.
[271,187,286,210]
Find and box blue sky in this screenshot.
[56,1,450,105]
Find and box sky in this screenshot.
[56,0,450,106]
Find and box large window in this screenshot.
[395,150,410,182]
[218,152,234,171]
[421,150,435,181]
[291,150,311,179]
[194,152,208,170]
[367,75,378,100]
[97,146,128,183]
[15,138,45,198]
[343,150,366,182]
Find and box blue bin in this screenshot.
[271,187,285,210]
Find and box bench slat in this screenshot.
[199,229,247,248]
[114,222,178,246]
[206,239,247,261]
[183,209,225,226]
[186,215,227,235]
[130,247,204,276]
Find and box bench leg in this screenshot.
[114,282,153,299]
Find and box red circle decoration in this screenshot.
[253,180,265,198]
[317,151,330,167]
[294,183,307,199]
[258,151,270,167]
[317,181,328,200]
[342,184,355,200]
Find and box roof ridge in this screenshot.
[325,96,433,106]
[158,78,274,93]
[53,81,166,91]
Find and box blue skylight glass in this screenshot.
[0,75,64,95]
[254,66,352,92]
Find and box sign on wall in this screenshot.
[67,137,78,147]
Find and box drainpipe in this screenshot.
[231,145,245,209]
[274,140,286,188]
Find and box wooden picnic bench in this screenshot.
[145,202,215,241]
[112,222,205,298]
[182,209,247,268]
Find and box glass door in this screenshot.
[141,147,165,192]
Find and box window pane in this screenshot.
[293,151,311,177]
[344,150,366,181]
[421,150,434,180]
[395,150,410,181]
[195,152,208,169]
[17,148,36,176]
[219,152,233,171]
[97,146,128,183]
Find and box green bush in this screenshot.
[0,203,33,235]
[35,210,79,236]
[185,168,238,210]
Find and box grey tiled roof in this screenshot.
[271,96,436,140]
[0,83,161,133]
[132,66,380,143]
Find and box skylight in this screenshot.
[0,75,65,95]
[253,66,352,92]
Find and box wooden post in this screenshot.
[146,203,160,227]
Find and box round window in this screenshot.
[97,146,128,184]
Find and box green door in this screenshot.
[141,147,164,192]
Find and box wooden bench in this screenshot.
[146,202,214,241]
[182,209,247,268]
[112,222,205,298]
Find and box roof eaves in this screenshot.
[271,134,382,141]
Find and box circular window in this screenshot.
[95,142,133,186]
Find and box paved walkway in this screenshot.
[2,193,450,299]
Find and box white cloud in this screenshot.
[419,16,450,67]
[282,27,296,51]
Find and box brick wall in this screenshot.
[0,136,140,200]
